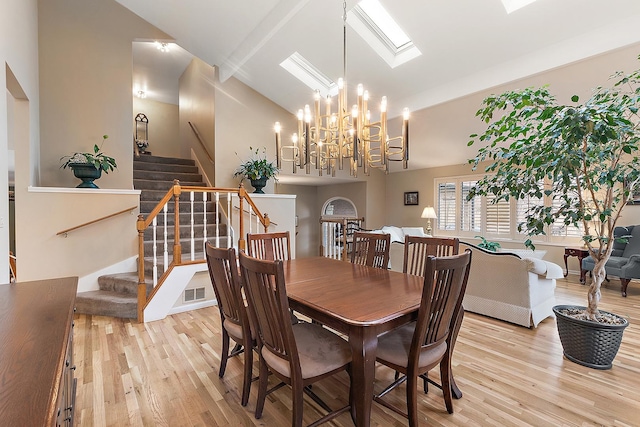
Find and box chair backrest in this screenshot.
[351,231,391,269]
[411,251,472,364]
[238,251,300,375]
[247,231,292,261]
[205,243,249,333]
[403,236,460,276]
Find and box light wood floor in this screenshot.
[73,275,640,426]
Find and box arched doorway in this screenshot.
[321,197,357,218]
[319,197,363,260]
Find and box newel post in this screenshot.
[262,213,270,232]
[136,214,146,322]
[238,183,246,251]
[172,180,182,264]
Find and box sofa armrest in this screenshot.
[525,257,564,279]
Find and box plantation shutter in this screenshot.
[437,182,456,231]
[460,181,481,232]
[516,181,544,235]
[486,193,510,235]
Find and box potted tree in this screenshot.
[467,58,640,369]
[60,134,117,188]
[234,146,279,193]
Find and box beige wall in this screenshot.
[38,0,169,189]
[1,0,40,282]
[386,162,475,228]
[214,75,296,190]
[17,190,140,282]
[276,183,319,258]
[179,58,216,183]
[12,0,166,282]
[132,98,180,158]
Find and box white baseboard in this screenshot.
[168,299,218,316]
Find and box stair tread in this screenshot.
[92,154,216,319]
[134,155,196,165]
[77,289,138,301]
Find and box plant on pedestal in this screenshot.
[234,146,279,193]
[60,134,117,188]
[467,57,640,369]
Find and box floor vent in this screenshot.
[184,287,206,302]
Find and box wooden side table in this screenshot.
[564,247,589,283]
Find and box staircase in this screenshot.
[75,154,224,319]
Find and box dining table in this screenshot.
[282,256,425,427]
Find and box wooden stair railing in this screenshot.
[56,205,138,237]
[319,217,365,260]
[188,121,215,165]
[135,181,270,322]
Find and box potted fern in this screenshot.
[60,134,117,188]
[467,57,640,369]
[234,146,279,193]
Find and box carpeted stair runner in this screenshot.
[75,154,224,319]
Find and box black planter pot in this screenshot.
[249,177,268,194]
[553,305,628,370]
[70,163,102,188]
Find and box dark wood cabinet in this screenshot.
[0,277,78,426]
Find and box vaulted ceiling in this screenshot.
[123,0,640,173]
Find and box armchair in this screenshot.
[581,225,640,297]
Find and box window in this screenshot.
[348,0,421,68]
[437,182,456,231]
[485,193,511,235]
[550,191,584,238]
[435,175,583,244]
[322,197,357,217]
[460,181,481,232]
[515,181,544,235]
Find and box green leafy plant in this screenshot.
[60,134,117,173]
[467,57,640,319]
[234,146,279,181]
[475,236,501,252]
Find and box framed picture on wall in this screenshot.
[404,191,419,206]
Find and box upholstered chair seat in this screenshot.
[261,322,351,379]
[377,322,448,368]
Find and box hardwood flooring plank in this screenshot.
[73,275,640,426]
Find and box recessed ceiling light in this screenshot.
[155,41,170,52]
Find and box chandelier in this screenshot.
[274,1,409,178]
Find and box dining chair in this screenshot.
[401,236,463,398]
[403,236,460,275]
[246,231,303,324]
[205,243,255,406]
[238,251,352,427]
[351,231,391,269]
[374,250,472,426]
[247,231,291,261]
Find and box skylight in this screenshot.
[501,0,539,14]
[280,52,338,98]
[348,0,421,68]
[357,0,410,49]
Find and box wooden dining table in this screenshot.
[282,257,425,427]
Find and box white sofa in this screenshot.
[370,226,427,271]
[459,242,563,328]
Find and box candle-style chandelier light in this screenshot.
[275,0,409,178]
